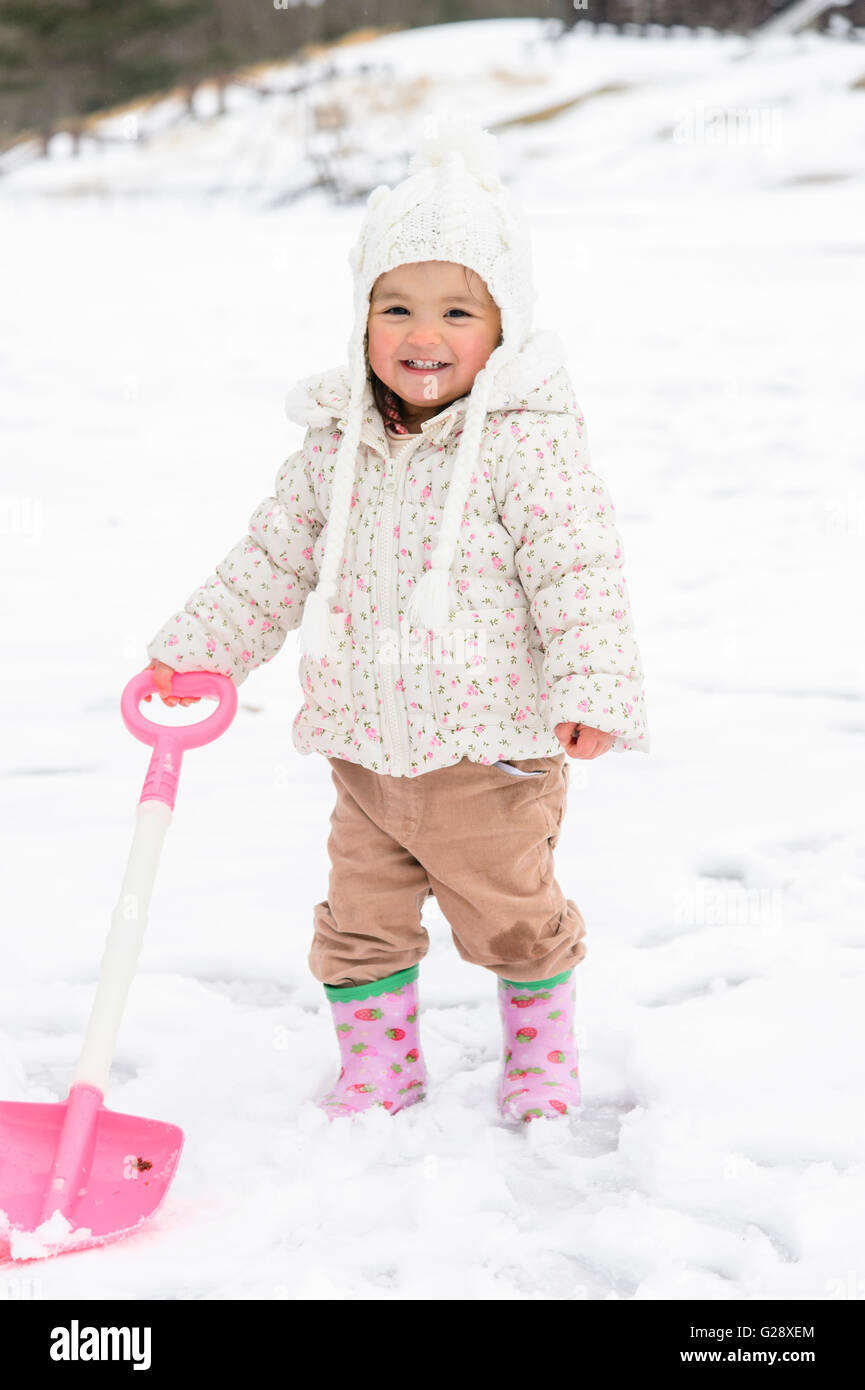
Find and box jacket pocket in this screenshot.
[296,609,355,734]
[493,760,547,778]
[429,605,541,732]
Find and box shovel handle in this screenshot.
[121,669,238,810]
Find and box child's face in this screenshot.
[367,261,502,419]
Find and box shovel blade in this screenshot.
[0,1094,183,1259]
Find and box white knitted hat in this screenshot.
[297,114,539,660]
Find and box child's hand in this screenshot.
[144,657,201,707]
[554,722,616,759]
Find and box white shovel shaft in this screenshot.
[72,799,173,1093]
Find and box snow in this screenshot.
[1,19,864,1298]
[0,1209,92,1262]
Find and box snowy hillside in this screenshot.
[1,18,864,1298]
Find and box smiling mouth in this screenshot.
[400,359,451,371]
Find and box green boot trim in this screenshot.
[323,963,419,1003]
[499,968,574,990]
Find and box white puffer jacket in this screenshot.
[146,329,650,777]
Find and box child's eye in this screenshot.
[379,307,471,318]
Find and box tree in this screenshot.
[0,0,208,150]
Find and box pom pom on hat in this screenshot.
[367,183,393,212]
[407,114,503,193]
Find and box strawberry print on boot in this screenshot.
[317,965,428,1119]
[497,970,581,1123]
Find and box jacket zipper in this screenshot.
[376,433,423,777]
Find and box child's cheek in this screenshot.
[367,324,401,380]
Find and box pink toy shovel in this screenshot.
[0,668,237,1260]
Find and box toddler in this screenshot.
[145,121,650,1125]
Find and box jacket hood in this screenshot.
[284,328,581,432]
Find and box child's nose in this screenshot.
[407,328,443,346]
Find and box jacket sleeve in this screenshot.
[493,406,650,754]
[145,439,324,687]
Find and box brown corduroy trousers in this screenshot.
[309,753,587,988]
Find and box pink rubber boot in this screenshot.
[317,965,428,1119]
[497,969,582,1123]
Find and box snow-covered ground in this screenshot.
[1,19,864,1299]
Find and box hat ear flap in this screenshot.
[349,183,392,274]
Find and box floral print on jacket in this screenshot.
[145,329,650,778]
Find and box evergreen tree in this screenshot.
[0,0,208,145]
